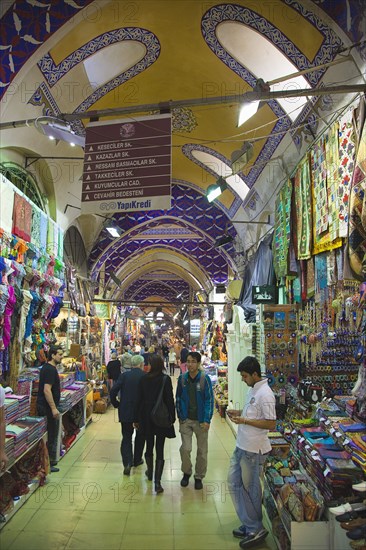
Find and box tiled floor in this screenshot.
[0,383,277,550]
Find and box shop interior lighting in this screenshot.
[238,79,270,126]
[183,319,189,325]
[34,117,85,147]
[206,177,228,202]
[105,226,122,238]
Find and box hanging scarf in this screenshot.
[294,157,312,260]
[12,194,32,242]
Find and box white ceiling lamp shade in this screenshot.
[231,142,254,174]
[237,79,270,127]
[34,117,85,147]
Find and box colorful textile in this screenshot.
[0,181,15,233]
[272,179,291,278]
[326,122,340,240]
[306,257,315,298]
[349,119,366,277]
[338,110,356,237]
[12,194,32,242]
[294,157,312,260]
[311,137,328,236]
[39,212,48,252]
[311,133,342,254]
[30,206,41,246]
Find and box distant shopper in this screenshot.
[36,345,63,472]
[168,348,177,376]
[106,350,122,389]
[142,346,150,367]
[134,355,176,493]
[176,352,214,490]
[227,356,276,547]
[180,344,189,374]
[0,384,8,472]
[110,354,145,475]
[120,347,132,370]
[162,344,169,370]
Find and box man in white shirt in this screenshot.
[227,356,276,548]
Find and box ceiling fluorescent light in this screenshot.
[238,101,260,126]
[206,177,227,203]
[105,226,122,238]
[231,142,254,174]
[238,78,270,127]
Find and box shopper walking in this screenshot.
[227,356,276,548]
[36,345,63,472]
[106,350,122,390]
[134,354,175,493]
[175,351,214,490]
[110,354,146,475]
[168,347,177,376]
[179,343,189,374]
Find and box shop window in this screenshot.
[0,161,46,211]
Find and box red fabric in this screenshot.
[12,194,32,242]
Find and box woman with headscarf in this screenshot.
[134,354,175,493]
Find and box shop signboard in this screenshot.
[93,301,111,319]
[251,285,277,304]
[81,114,172,214]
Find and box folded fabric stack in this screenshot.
[4,394,30,420]
[58,383,88,412]
[6,424,29,458]
[59,372,76,389]
[16,416,47,446]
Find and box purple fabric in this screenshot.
[3,285,16,349]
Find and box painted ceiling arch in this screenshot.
[1,1,365,314]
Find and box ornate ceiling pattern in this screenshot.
[1,1,365,318]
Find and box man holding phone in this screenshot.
[227,356,276,548]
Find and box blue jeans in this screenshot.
[227,447,267,533]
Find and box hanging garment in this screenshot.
[348,119,366,277]
[18,290,33,343]
[0,183,15,233]
[272,179,291,279]
[12,194,32,242]
[294,157,312,260]
[338,109,356,237]
[2,285,16,349]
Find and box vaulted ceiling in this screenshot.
[0,0,365,316]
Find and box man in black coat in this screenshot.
[110,354,145,475]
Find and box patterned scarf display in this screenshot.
[338,110,356,237]
[272,179,291,279]
[349,116,366,277]
[12,193,32,242]
[294,157,312,260]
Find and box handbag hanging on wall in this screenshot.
[150,376,172,428]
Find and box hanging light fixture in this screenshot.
[206,176,228,202]
[238,79,270,126]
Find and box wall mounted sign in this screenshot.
[81,114,171,214]
[251,285,277,304]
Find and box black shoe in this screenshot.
[239,529,268,548]
[336,510,366,523]
[194,478,203,490]
[134,459,144,467]
[346,525,366,540]
[180,474,190,487]
[123,465,131,476]
[232,526,248,538]
[50,466,60,473]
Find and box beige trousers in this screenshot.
[179,419,208,479]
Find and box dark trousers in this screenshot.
[121,422,145,467]
[145,433,166,461]
[169,363,175,375]
[37,404,60,465]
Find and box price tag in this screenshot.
[330,427,336,434]
[344,438,350,445]
[305,445,311,450]
[335,432,342,438]
[323,467,331,477]
[319,417,326,422]
[313,456,321,462]
[291,430,297,435]
[325,420,331,426]
[311,450,318,456]
[299,437,305,443]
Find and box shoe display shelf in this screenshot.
[263,476,329,550]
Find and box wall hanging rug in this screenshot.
[294,157,312,260]
[338,109,356,237]
[348,121,366,277]
[273,179,292,279]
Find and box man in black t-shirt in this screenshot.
[106,351,122,389]
[37,345,63,472]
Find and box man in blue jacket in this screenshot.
[110,354,145,475]
[176,351,214,490]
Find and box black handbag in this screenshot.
[151,376,172,428]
